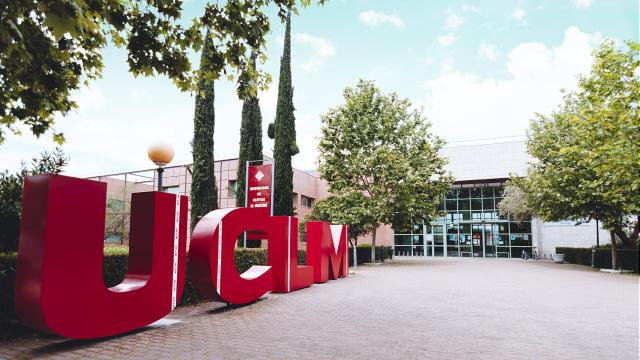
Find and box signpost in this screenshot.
[246,163,273,214]
[244,161,274,247]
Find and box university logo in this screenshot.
[14,175,348,339]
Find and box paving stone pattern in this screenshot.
[1,259,638,359]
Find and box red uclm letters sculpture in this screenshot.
[14,174,348,339]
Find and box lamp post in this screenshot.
[147,141,174,192]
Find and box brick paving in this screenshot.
[1,258,638,359]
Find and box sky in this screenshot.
[1,0,638,177]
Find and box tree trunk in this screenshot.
[371,226,377,263]
[614,227,638,249]
[610,230,617,270]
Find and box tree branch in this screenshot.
[614,227,637,249]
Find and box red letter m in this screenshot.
[306,222,348,283]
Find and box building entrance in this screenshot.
[392,183,534,258]
[471,223,498,258]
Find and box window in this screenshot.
[301,195,314,208]
[228,180,238,199]
[163,186,180,195]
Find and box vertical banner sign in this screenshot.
[247,164,273,214]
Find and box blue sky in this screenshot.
[1,0,638,176]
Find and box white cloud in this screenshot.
[512,8,525,21]
[571,0,593,9]
[478,42,500,60]
[438,33,458,47]
[358,11,405,28]
[424,27,596,142]
[294,33,336,72]
[445,11,465,29]
[439,58,455,74]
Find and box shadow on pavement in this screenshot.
[27,326,153,357]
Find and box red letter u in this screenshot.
[14,175,188,339]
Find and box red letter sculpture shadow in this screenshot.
[268,216,313,293]
[190,207,273,304]
[15,174,189,339]
[306,222,349,283]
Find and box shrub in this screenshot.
[0,252,19,339]
[556,247,639,272]
[348,245,393,266]
[0,149,69,252]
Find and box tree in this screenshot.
[268,12,298,216]
[519,40,639,268]
[0,148,68,251]
[0,0,323,144]
[318,80,453,262]
[497,180,533,223]
[236,56,264,208]
[190,33,217,232]
[299,193,375,247]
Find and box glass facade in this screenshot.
[393,183,533,258]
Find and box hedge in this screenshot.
[348,245,394,266]
[1,245,394,339]
[555,247,639,272]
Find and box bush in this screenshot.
[348,245,393,266]
[0,252,19,339]
[0,247,310,338]
[0,149,69,252]
[556,247,639,272]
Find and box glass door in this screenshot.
[424,233,433,256]
[483,223,497,257]
[471,224,483,257]
[472,223,498,258]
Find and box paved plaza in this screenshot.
[1,258,638,359]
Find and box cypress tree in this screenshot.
[268,12,298,216]
[190,31,218,231]
[236,56,264,208]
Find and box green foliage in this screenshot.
[0,148,68,251]
[556,247,639,272]
[267,122,275,139]
[348,245,393,266]
[0,252,20,339]
[318,79,453,261]
[236,57,264,208]
[497,180,532,223]
[190,33,218,231]
[270,12,298,216]
[300,193,375,246]
[521,40,639,248]
[0,247,310,338]
[0,0,324,143]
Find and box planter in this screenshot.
[552,254,565,263]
